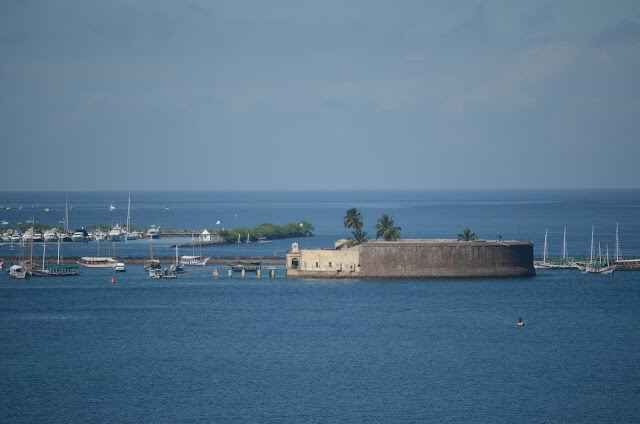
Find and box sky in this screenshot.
[1,0,639,191]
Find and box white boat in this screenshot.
[109,201,116,211]
[181,255,210,266]
[582,226,616,274]
[71,229,88,242]
[43,230,58,242]
[78,257,117,268]
[115,262,126,272]
[109,224,125,241]
[9,264,29,279]
[147,225,161,239]
[1,220,8,225]
[149,268,176,279]
[21,229,34,242]
[534,227,573,269]
[125,231,143,240]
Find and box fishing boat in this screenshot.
[78,257,117,268]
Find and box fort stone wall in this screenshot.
[286,239,535,279]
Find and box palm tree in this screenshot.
[344,208,363,232]
[344,208,367,245]
[375,214,401,241]
[458,228,478,241]
[352,228,368,245]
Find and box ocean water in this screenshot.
[1,190,640,423]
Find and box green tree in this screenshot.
[343,208,363,232]
[352,227,368,245]
[458,228,478,241]
[344,208,366,245]
[375,214,401,241]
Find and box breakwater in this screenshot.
[1,256,286,265]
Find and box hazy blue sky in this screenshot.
[1,0,639,190]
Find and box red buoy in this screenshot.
[110,277,115,284]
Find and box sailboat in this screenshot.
[180,233,210,266]
[581,225,616,274]
[534,227,573,269]
[171,245,185,274]
[144,235,161,270]
[124,193,142,240]
[229,233,260,272]
[32,238,80,276]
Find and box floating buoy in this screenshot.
[517,317,525,327]
[110,277,115,284]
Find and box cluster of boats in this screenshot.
[533,225,624,274]
[0,224,161,244]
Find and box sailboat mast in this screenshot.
[543,228,548,263]
[126,192,131,234]
[42,239,46,270]
[590,225,595,263]
[57,238,61,265]
[65,194,69,234]
[562,227,567,261]
[615,222,620,261]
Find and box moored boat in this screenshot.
[181,255,210,266]
[78,257,117,268]
[71,229,88,242]
[109,224,125,241]
[147,225,161,239]
[9,264,29,279]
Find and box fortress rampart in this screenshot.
[286,239,535,279]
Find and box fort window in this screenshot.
[291,258,299,269]
[329,262,332,268]
[315,262,319,268]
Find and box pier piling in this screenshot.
[256,268,261,279]
[213,268,218,279]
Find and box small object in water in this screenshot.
[517,317,525,327]
[110,277,115,284]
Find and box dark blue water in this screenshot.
[2,190,640,422]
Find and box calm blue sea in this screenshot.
[1,190,640,423]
